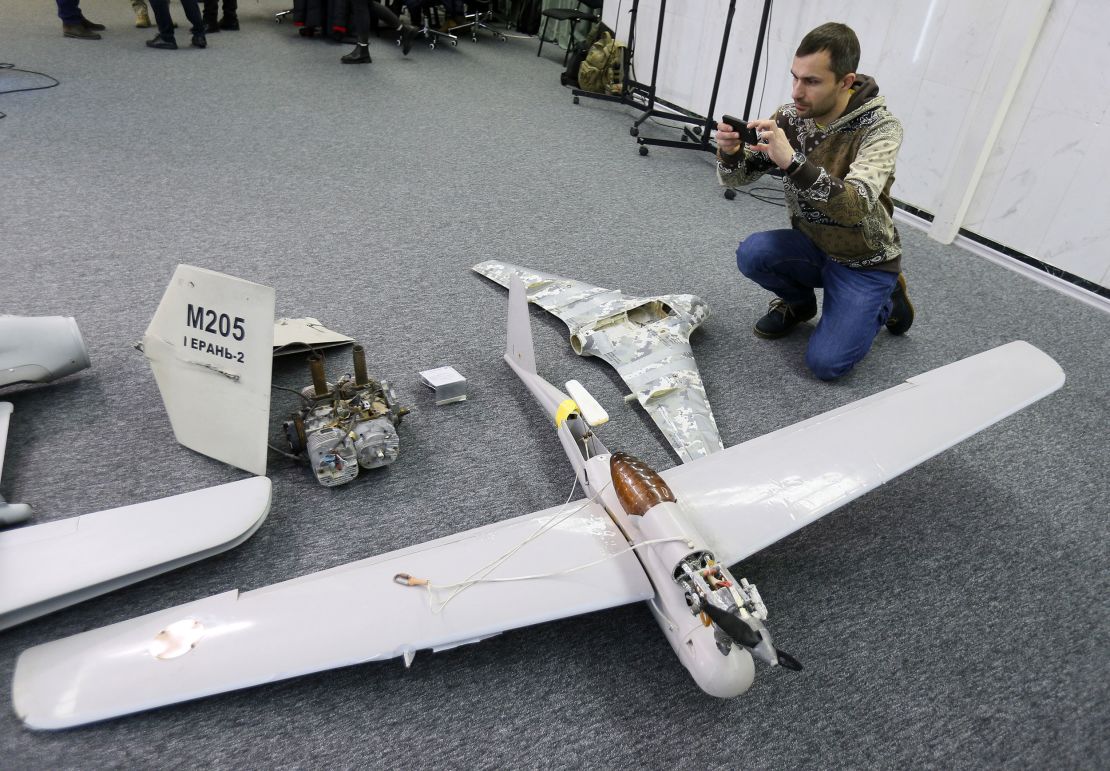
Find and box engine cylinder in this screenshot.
[353,345,369,386]
[308,354,329,397]
[611,451,675,516]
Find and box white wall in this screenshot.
[602,0,1110,291]
[960,0,1110,287]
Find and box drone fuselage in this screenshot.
[580,454,756,698]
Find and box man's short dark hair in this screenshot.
[796,22,860,80]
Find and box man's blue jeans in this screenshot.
[737,229,899,381]
[55,0,83,23]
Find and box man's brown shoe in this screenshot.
[753,297,818,339]
[885,274,915,335]
[79,16,106,31]
[63,23,101,39]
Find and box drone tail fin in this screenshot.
[504,276,537,376]
[142,265,275,476]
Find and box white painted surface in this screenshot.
[0,477,272,631]
[0,402,11,482]
[961,0,1110,286]
[660,342,1064,567]
[603,0,1110,290]
[0,316,90,388]
[143,265,276,476]
[0,402,31,525]
[12,497,652,729]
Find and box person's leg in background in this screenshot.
[343,0,374,62]
[220,0,239,29]
[342,0,415,62]
[132,0,152,28]
[180,0,207,46]
[57,0,102,39]
[146,0,179,46]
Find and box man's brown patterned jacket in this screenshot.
[718,75,903,273]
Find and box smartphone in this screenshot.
[721,114,760,145]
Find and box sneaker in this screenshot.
[753,297,818,339]
[341,44,371,63]
[146,34,178,49]
[135,7,152,27]
[885,273,914,335]
[63,23,100,39]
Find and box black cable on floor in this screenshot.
[0,64,61,120]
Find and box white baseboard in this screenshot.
[893,208,1110,316]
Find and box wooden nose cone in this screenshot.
[611,451,676,516]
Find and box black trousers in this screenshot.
[351,0,401,44]
[203,0,238,22]
[149,0,203,37]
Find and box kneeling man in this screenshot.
[717,22,913,380]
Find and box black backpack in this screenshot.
[561,43,588,87]
[516,0,542,36]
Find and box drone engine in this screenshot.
[283,345,409,487]
[676,552,802,671]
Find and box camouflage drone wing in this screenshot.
[474,261,723,463]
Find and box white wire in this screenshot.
[424,473,605,614]
[404,432,669,615]
[424,535,689,599]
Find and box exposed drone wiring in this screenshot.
[267,442,303,461]
[395,463,688,615]
[414,476,608,613]
[271,383,315,406]
[410,535,690,600]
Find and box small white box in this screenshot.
[419,366,467,405]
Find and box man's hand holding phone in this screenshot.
[745,118,794,170]
[717,114,760,155]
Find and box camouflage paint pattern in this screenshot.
[473,261,723,463]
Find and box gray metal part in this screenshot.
[474,261,723,462]
[354,417,400,469]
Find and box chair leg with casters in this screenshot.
[448,1,506,42]
[416,4,457,48]
[463,1,506,42]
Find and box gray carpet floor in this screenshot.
[1,1,1108,768]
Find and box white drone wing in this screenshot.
[0,477,271,631]
[0,402,10,471]
[13,498,652,730]
[0,402,32,526]
[474,260,723,462]
[143,265,275,475]
[660,341,1065,567]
